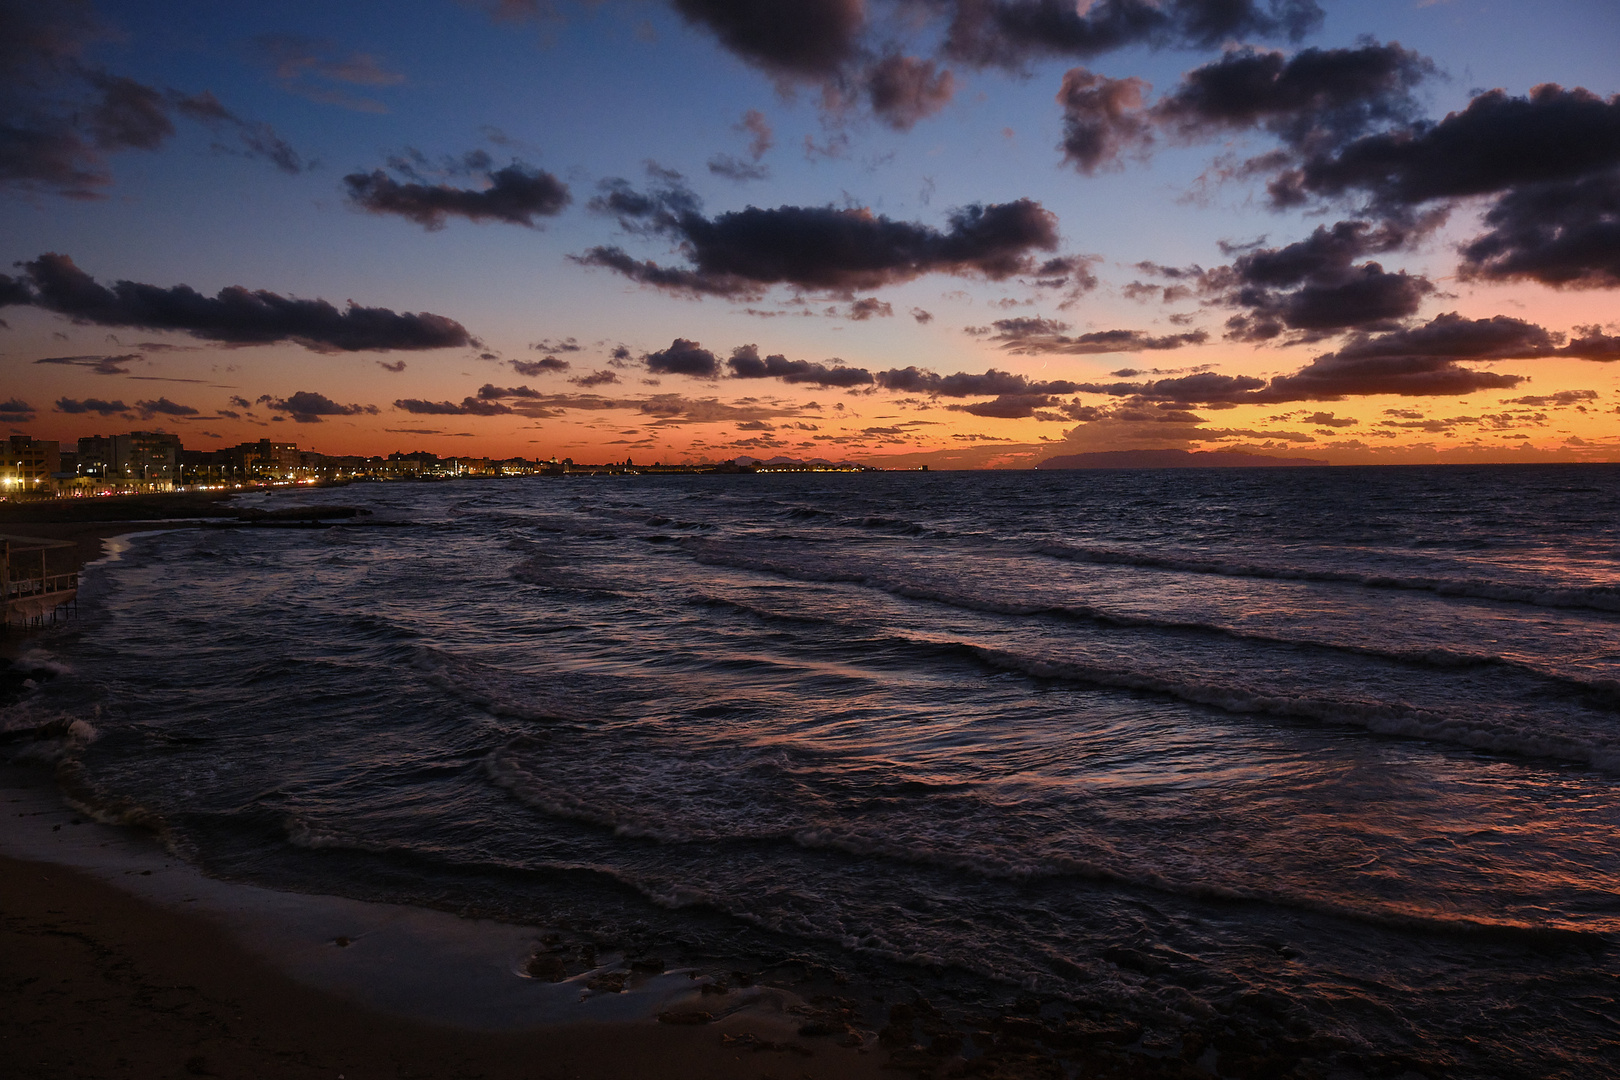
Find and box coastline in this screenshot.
[0,500,901,1078]
[0,499,911,1079]
[0,764,894,1080]
[1,488,244,659]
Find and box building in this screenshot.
[248,440,301,479]
[0,436,61,495]
[76,435,113,477]
[216,439,301,482]
[111,431,182,485]
[71,432,183,491]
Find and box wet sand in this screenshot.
[0,852,895,1080]
[0,766,895,1080]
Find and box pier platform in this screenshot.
[2,534,79,628]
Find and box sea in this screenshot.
[5,465,1620,1078]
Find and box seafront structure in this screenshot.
[0,533,78,628]
[4,431,879,500]
[0,428,877,502]
[0,436,61,494]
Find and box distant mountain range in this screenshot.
[1036,449,1327,470]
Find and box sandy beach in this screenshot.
[0,855,894,1080]
[0,769,901,1080]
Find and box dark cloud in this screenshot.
[84,73,175,151]
[1458,169,1620,289]
[475,384,541,399]
[726,344,874,386]
[947,392,1065,418]
[33,352,143,374]
[1286,84,1620,211]
[0,3,306,194]
[531,336,582,352]
[708,154,770,181]
[0,2,145,195]
[1067,371,1268,403]
[866,54,956,131]
[942,0,1324,70]
[1323,312,1559,365]
[1503,390,1599,406]
[1153,42,1433,152]
[0,397,37,420]
[570,369,621,387]
[874,366,1079,398]
[478,390,812,426]
[1223,262,1434,342]
[577,177,1059,297]
[1300,411,1356,426]
[645,338,722,378]
[265,391,378,423]
[1262,331,1530,399]
[846,297,893,319]
[379,359,407,372]
[999,326,1210,354]
[0,274,31,307]
[571,246,740,297]
[134,396,198,419]
[1265,84,1620,291]
[344,159,571,229]
[1055,68,1152,173]
[1147,219,1436,341]
[911,307,934,323]
[394,397,513,416]
[54,396,127,415]
[670,0,865,79]
[1027,254,1099,293]
[977,316,1068,338]
[511,356,570,376]
[1562,325,1620,361]
[1092,359,1485,404]
[0,253,474,352]
[170,91,307,174]
[1071,312,1620,406]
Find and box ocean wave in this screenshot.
[784,825,1612,950]
[1036,542,1620,614]
[509,553,627,594]
[408,646,598,726]
[689,553,1620,704]
[494,734,1614,952]
[880,585,1620,704]
[969,646,1620,774]
[691,575,1620,771]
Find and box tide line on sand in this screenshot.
[0,763,890,1080]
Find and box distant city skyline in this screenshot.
[3,0,1618,467]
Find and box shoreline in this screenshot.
[0,505,902,1077]
[0,763,895,1079]
[1,520,195,673]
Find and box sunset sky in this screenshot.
[3,0,1618,466]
